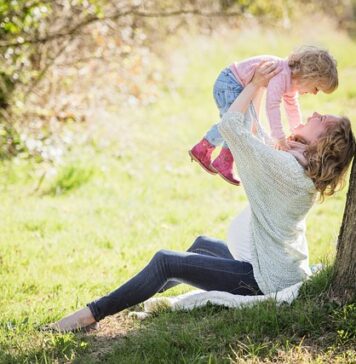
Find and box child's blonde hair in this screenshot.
[288,46,338,94]
[302,117,355,201]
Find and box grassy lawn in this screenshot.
[1,19,355,363]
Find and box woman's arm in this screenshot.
[228,83,260,114]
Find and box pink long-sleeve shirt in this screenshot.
[230,55,302,140]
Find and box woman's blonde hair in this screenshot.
[288,46,338,94]
[295,117,355,201]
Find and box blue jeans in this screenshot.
[87,236,262,321]
[205,68,244,148]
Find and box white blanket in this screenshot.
[129,282,303,320]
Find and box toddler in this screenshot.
[189,46,338,185]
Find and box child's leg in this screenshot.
[215,97,257,184]
[206,68,244,145]
[204,124,224,146]
[211,70,264,186]
[190,68,243,176]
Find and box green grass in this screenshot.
[45,164,95,196]
[1,19,356,363]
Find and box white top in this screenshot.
[218,109,316,294]
[227,206,252,263]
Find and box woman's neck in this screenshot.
[286,136,308,167]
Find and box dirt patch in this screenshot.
[80,312,141,361]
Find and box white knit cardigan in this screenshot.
[218,110,316,294]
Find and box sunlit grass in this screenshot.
[45,164,95,195]
[0,18,355,363]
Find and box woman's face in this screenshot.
[293,112,341,144]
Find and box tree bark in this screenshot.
[330,157,356,304]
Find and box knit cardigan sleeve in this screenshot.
[218,110,311,201]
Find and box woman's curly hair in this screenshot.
[288,45,338,93]
[300,117,355,201]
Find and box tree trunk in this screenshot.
[330,157,356,304]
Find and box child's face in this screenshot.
[295,79,320,95]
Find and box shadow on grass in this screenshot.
[2,267,354,363]
[79,267,354,363]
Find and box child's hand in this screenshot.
[274,138,290,151]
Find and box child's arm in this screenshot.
[283,92,302,132]
[265,74,288,142]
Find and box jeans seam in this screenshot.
[230,281,261,294]
[180,262,253,276]
[192,248,220,257]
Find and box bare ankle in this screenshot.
[57,307,96,331]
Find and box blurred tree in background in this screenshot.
[0,0,354,161]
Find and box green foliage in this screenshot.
[236,0,286,19]
[0,0,353,162]
[0,0,109,160]
[0,120,26,159]
[0,1,51,96]
[0,71,15,108]
[46,163,94,195]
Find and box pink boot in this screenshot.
[189,138,217,175]
[211,148,240,186]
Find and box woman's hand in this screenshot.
[275,138,291,151]
[251,61,280,88]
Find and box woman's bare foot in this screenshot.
[48,307,97,332]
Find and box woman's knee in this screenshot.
[151,249,174,266]
[150,249,178,277]
[189,235,209,251]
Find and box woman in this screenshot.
[48,62,355,332]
